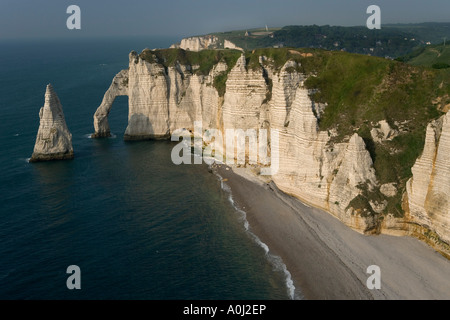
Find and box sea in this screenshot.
[0,36,296,299]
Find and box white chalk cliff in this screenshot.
[172,35,220,51]
[406,112,450,247]
[30,84,73,162]
[224,40,244,52]
[93,50,450,257]
[171,36,244,52]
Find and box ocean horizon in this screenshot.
[0,37,295,300]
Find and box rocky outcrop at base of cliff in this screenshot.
[30,84,74,162]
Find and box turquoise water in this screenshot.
[0,37,291,299]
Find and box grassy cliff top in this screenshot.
[139,48,242,76]
[398,42,450,68]
[139,47,329,77]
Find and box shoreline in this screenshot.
[212,164,450,300]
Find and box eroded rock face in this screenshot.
[270,74,379,233]
[177,35,220,51]
[406,112,450,244]
[224,40,244,52]
[94,53,382,232]
[30,84,73,162]
[222,55,267,131]
[93,50,450,254]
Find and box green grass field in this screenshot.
[403,43,450,67]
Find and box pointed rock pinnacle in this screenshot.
[29,84,74,162]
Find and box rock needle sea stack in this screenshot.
[30,84,74,162]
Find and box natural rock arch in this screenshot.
[92,69,129,138]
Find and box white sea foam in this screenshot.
[215,171,300,300]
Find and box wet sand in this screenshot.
[213,164,450,300]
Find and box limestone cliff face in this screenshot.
[173,35,220,51]
[30,84,73,162]
[224,40,244,52]
[93,50,450,254]
[267,64,380,233]
[172,36,243,52]
[406,112,450,245]
[93,51,222,140]
[222,55,267,131]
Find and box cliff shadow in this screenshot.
[124,113,161,141]
[362,136,376,164]
[106,96,129,138]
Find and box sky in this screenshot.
[0,0,449,40]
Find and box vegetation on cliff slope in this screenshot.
[139,48,241,96]
[243,47,447,217]
[301,49,448,217]
[397,42,450,67]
